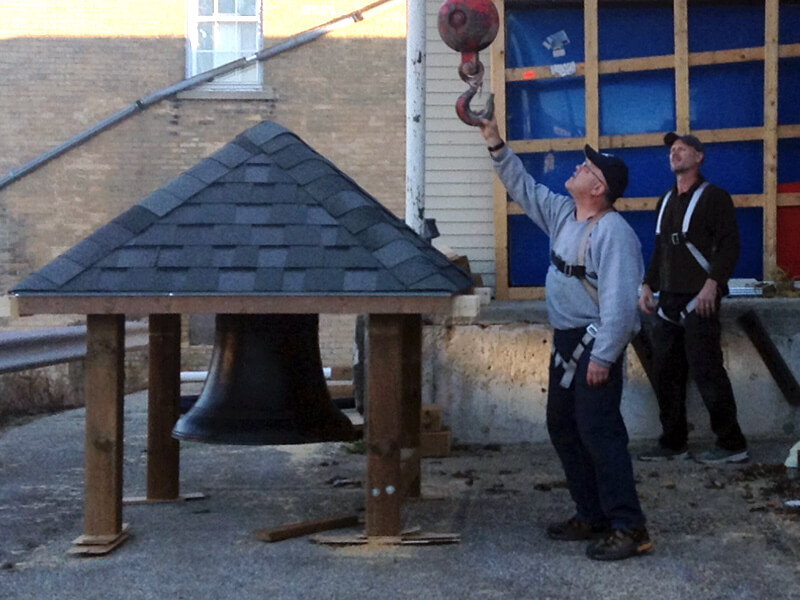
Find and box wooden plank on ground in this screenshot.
[254,514,359,543]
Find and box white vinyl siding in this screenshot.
[425,0,496,290]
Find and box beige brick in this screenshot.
[0,1,407,368]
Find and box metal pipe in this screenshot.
[0,0,403,192]
[405,0,426,235]
[0,322,147,375]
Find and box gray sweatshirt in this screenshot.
[493,147,644,367]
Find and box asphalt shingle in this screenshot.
[358,222,406,250]
[12,120,473,297]
[288,160,340,186]
[62,238,109,267]
[140,189,183,217]
[323,190,372,217]
[163,174,206,201]
[338,206,385,235]
[373,239,421,269]
[243,120,286,147]
[209,142,252,169]
[343,270,378,292]
[113,206,160,235]
[261,132,299,155]
[218,270,256,292]
[186,158,230,184]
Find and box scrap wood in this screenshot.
[309,529,460,546]
[254,514,359,543]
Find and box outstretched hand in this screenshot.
[479,116,502,147]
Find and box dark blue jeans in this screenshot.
[547,328,646,530]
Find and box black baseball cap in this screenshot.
[584,144,629,203]
[664,132,704,153]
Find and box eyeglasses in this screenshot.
[579,160,606,188]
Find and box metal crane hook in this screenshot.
[437,0,499,127]
[456,54,494,127]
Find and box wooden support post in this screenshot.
[71,314,129,555]
[125,314,203,506]
[315,314,458,548]
[400,314,422,498]
[673,0,690,133]
[146,314,181,500]
[491,0,510,301]
[365,314,403,537]
[583,0,600,148]
[763,0,780,279]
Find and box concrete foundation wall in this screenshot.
[423,298,800,446]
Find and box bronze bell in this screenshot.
[172,313,356,445]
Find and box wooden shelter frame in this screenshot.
[11,294,455,554]
[492,0,795,300]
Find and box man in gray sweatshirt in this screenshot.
[479,116,650,561]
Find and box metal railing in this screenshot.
[0,322,149,375]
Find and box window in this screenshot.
[187,0,263,90]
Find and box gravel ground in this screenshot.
[1,391,799,599]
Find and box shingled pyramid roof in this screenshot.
[11,121,473,311]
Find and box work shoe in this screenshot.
[546,516,608,541]
[695,446,749,464]
[637,445,690,462]
[586,528,654,561]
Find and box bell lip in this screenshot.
[172,418,356,446]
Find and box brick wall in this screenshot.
[0,1,407,370]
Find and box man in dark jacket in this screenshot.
[638,132,748,464]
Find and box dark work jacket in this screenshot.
[643,176,740,296]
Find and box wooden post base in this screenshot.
[310,529,460,546]
[69,523,131,556]
[123,492,206,505]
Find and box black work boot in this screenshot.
[546,516,609,541]
[586,528,654,560]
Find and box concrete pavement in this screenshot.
[2,390,800,599]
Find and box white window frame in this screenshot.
[186,0,264,92]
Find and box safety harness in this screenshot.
[549,209,611,388]
[551,323,599,388]
[653,181,710,326]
